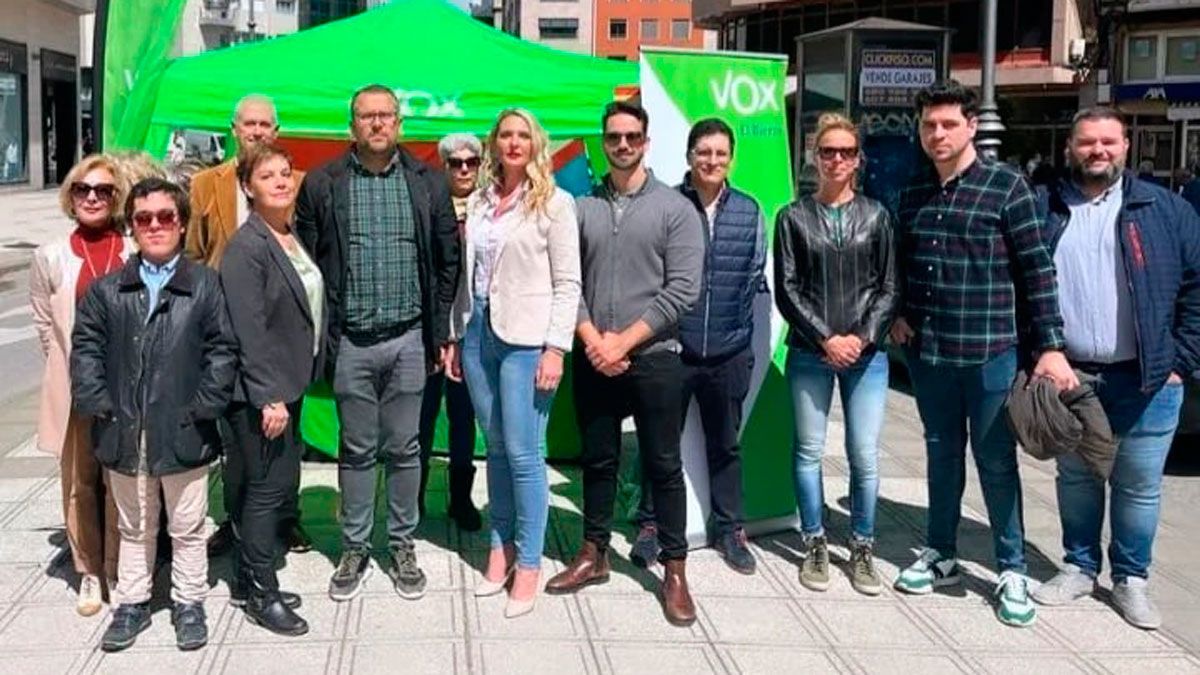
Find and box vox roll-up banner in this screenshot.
[95,0,189,149]
[638,48,798,545]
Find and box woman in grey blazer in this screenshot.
[445,109,581,618]
[220,144,326,637]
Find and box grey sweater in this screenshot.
[576,172,705,354]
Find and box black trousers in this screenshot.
[223,406,300,532]
[226,401,303,589]
[574,350,688,560]
[636,348,753,533]
[418,371,477,470]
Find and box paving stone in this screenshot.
[679,550,782,598]
[348,592,460,640]
[2,650,88,674]
[719,646,843,674]
[1040,608,1180,652]
[805,600,938,648]
[701,596,818,646]
[1,496,64,530]
[581,594,707,642]
[0,476,47,501]
[0,562,39,603]
[0,528,64,563]
[0,603,104,649]
[468,590,585,639]
[212,642,339,675]
[475,639,597,675]
[341,640,467,675]
[93,647,211,674]
[358,549,462,594]
[227,593,341,644]
[595,642,724,675]
[967,654,1092,674]
[1091,654,1200,674]
[917,605,1061,649]
[841,650,970,674]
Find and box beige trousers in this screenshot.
[60,413,119,580]
[108,465,209,606]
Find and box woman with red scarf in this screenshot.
[30,154,134,616]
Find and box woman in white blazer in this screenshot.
[30,155,136,616]
[446,108,581,618]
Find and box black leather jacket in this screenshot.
[70,255,237,477]
[772,194,897,352]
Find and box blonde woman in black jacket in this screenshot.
[773,112,896,597]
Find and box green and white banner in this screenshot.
[639,48,798,545]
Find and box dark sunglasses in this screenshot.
[447,157,481,171]
[70,182,117,201]
[818,146,859,161]
[131,209,180,230]
[603,131,646,147]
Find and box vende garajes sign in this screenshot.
[859,49,937,108]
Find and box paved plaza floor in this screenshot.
[0,386,1198,674]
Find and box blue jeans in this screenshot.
[907,347,1026,573]
[786,348,888,542]
[1056,362,1183,581]
[461,301,553,569]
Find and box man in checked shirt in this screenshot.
[890,81,1077,628]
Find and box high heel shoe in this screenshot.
[505,569,540,618]
[474,566,514,597]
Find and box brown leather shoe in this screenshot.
[661,559,696,626]
[544,541,610,594]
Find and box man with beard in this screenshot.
[890,81,1076,627]
[1031,107,1200,630]
[544,101,705,626]
[187,95,312,558]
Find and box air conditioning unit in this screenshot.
[1069,38,1088,66]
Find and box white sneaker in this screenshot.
[1112,577,1161,630]
[995,570,1037,627]
[894,548,961,595]
[1032,564,1096,606]
[77,574,103,617]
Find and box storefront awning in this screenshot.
[1114,81,1200,105]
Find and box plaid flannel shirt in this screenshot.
[897,158,1065,366]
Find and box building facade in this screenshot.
[1111,0,1200,185]
[504,0,597,55]
[693,0,1088,172]
[0,0,94,189]
[595,0,707,60]
[182,0,301,55]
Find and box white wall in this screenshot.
[520,0,595,55]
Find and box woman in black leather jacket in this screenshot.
[773,113,896,597]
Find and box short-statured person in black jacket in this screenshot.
[295,84,462,603]
[220,144,327,637]
[72,178,238,653]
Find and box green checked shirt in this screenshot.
[344,150,423,335]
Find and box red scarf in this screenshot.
[69,226,124,302]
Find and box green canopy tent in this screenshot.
[113,0,638,459]
[117,0,637,155]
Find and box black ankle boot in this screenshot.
[448,465,481,531]
[244,576,309,637]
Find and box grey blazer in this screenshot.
[220,213,327,407]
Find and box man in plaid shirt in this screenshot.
[890,81,1076,628]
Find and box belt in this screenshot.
[343,315,421,346]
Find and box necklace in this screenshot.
[79,232,120,279]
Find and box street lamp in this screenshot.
[975,0,1004,160]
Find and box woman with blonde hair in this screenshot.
[446,108,581,618]
[773,112,896,596]
[30,154,136,615]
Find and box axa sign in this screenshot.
[395,88,464,118]
[710,70,779,115]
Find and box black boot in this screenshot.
[232,536,301,609]
[448,465,481,531]
[244,573,309,637]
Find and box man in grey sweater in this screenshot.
[544,101,705,627]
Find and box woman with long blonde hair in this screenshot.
[446,108,581,618]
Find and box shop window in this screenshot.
[671,19,691,41]
[1126,36,1158,81]
[641,19,659,41]
[0,38,28,185]
[948,1,980,54]
[610,19,628,39]
[539,18,579,39]
[1166,35,1200,77]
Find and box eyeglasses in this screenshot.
[131,209,180,230]
[818,146,860,161]
[691,148,731,163]
[70,182,117,202]
[447,157,481,171]
[603,131,646,147]
[354,111,398,124]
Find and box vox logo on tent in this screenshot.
[395,89,465,118]
[709,70,779,115]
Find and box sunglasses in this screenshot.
[603,131,646,147]
[447,157,481,171]
[818,146,860,161]
[131,209,180,230]
[70,182,117,202]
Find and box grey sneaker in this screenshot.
[1032,564,1097,606]
[1112,577,1161,630]
[328,548,372,602]
[799,535,831,592]
[387,544,427,600]
[848,542,883,596]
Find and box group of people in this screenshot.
[31,78,1200,654]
